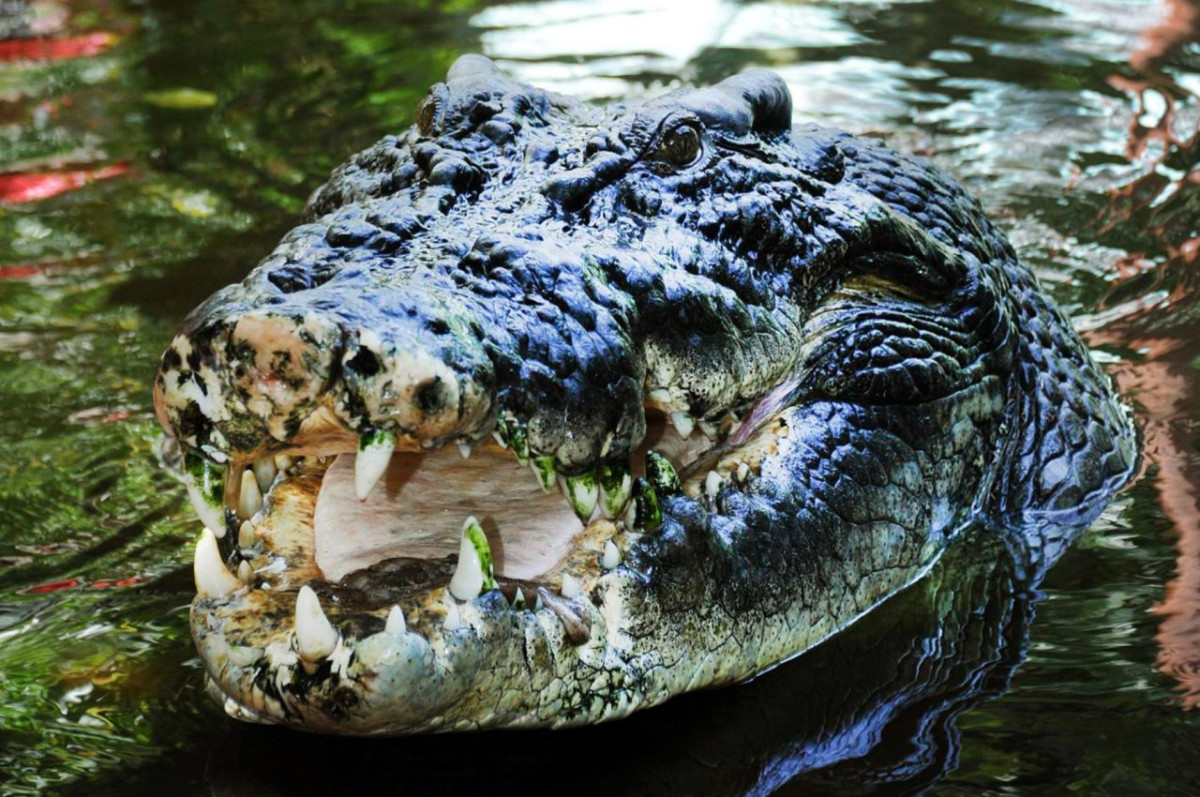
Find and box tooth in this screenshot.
[385,605,406,636]
[535,591,545,611]
[736,462,751,483]
[355,430,396,500]
[457,441,472,459]
[448,516,495,601]
[194,527,242,598]
[705,470,723,500]
[238,519,256,549]
[626,478,663,531]
[645,450,682,496]
[252,457,276,493]
[560,572,582,599]
[496,416,529,462]
[510,588,527,609]
[184,452,228,537]
[508,422,529,464]
[531,456,557,493]
[273,453,293,472]
[237,468,263,519]
[237,560,253,585]
[670,411,695,439]
[560,470,599,524]
[294,585,338,663]
[599,462,632,519]
[602,539,621,570]
[699,419,721,439]
[443,597,463,630]
[647,387,672,404]
[536,587,591,646]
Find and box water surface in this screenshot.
[2,0,1200,793]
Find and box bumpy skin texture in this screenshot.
[154,56,1137,733]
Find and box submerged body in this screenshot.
[153,56,1136,733]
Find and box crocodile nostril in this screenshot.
[344,346,381,378]
[413,377,448,415]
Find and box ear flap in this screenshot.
[676,69,794,138]
[713,70,793,136]
[446,54,506,83]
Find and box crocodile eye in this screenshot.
[657,124,702,168]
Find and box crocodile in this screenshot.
[152,54,1137,734]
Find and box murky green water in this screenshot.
[2,0,1199,793]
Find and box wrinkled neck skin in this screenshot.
[153,55,1137,734]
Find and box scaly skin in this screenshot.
[153,55,1137,733]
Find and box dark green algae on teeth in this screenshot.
[151,54,1137,735]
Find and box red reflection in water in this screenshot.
[0,162,129,203]
[24,578,79,594]
[1130,0,1200,75]
[22,575,141,595]
[0,264,46,280]
[0,31,115,62]
[0,253,111,282]
[1093,0,1200,708]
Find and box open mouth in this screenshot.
[184,401,789,731]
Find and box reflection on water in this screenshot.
[3,0,1200,793]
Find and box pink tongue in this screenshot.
[312,446,581,583]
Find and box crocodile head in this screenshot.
[153,55,1136,734]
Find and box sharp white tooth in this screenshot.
[443,597,463,631]
[457,441,472,459]
[355,430,396,501]
[184,455,227,537]
[628,477,663,531]
[647,387,672,404]
[705,470,723,500]
[623,497,637,528]
[531,456,557,493]
[273,454,293,472]
[194,528,242,598]
[535,592,544,611]
[252,457,276,492]
[237,469,263,520]
[237,560,253,585]
[385,605,406,636]
[645,450,682,496]
[448,516,495,601]
[670,411,695,439]
[560,471,599,524]
[699,419,720,439]
[294,585,338,663]
[510,588,527,609]
[600,432,616,459]
[560,572,582,599]
[737,462,751,483]
[238,519,256,549]
[599,463,632,519]
[602,539,621,570]
[509,424,529,464]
